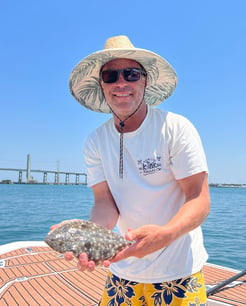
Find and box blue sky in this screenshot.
[0,0,245,184]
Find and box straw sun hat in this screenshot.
[69,35,177,113]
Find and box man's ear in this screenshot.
[99,81,105,93]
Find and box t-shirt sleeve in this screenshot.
[167,116,208,179]
[83,134,106,187]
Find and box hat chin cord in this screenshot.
[108,94,146,179]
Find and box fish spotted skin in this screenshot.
[44,220,132,265]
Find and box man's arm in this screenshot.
[111,171,210,261]
[61,181,119,271]
[76,181,119,271]
[89,181,119,230]
[164,171,210,238]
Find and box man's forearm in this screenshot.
[90,201,119,230]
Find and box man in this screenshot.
[68,35,210,305]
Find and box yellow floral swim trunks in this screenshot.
[99,270,207,305]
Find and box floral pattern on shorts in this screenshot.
[151,275,202,304]
[100,271,207,306]
[104,274,138,305]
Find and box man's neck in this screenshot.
[114,103,148,133]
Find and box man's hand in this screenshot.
[49,220,112,272]
[110,224,171,263]
[77,253,111,272]
[64,251,110,272]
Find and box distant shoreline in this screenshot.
[0,180,245,188]
[209,183,246,188]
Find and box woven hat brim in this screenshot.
[69,48,177,113]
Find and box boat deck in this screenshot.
[0,242,245,305]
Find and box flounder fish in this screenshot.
[44,220,132,265]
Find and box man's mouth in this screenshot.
[113,93,131,97]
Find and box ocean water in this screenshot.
[0,184,245,271]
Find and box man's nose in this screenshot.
[115,72,127,85]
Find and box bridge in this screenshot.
[0,167,87,185]
[0,155,87,184]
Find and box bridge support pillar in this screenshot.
[65,173,69,184]
[18,171,22,183]
[54,172,59,184]
[75,174,80,185]
[43,172,48,184]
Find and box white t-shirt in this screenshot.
[83,107,208,282]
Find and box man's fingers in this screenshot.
[49,223,60,231]
[78,253,90,271]
[87,261,96,272]
[103,260,110,267]
[77,253,96,272]
[64,252,74,261]
[77,253,111,271]
[110,245,134,263]
[79,252,88,263]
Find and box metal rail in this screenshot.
[207,269,246,296]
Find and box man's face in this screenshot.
[100,59,147,118]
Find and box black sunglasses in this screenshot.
[100,67,147,84]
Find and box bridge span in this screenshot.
[0,167,87,185]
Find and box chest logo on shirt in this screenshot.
[137,156,162,176]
